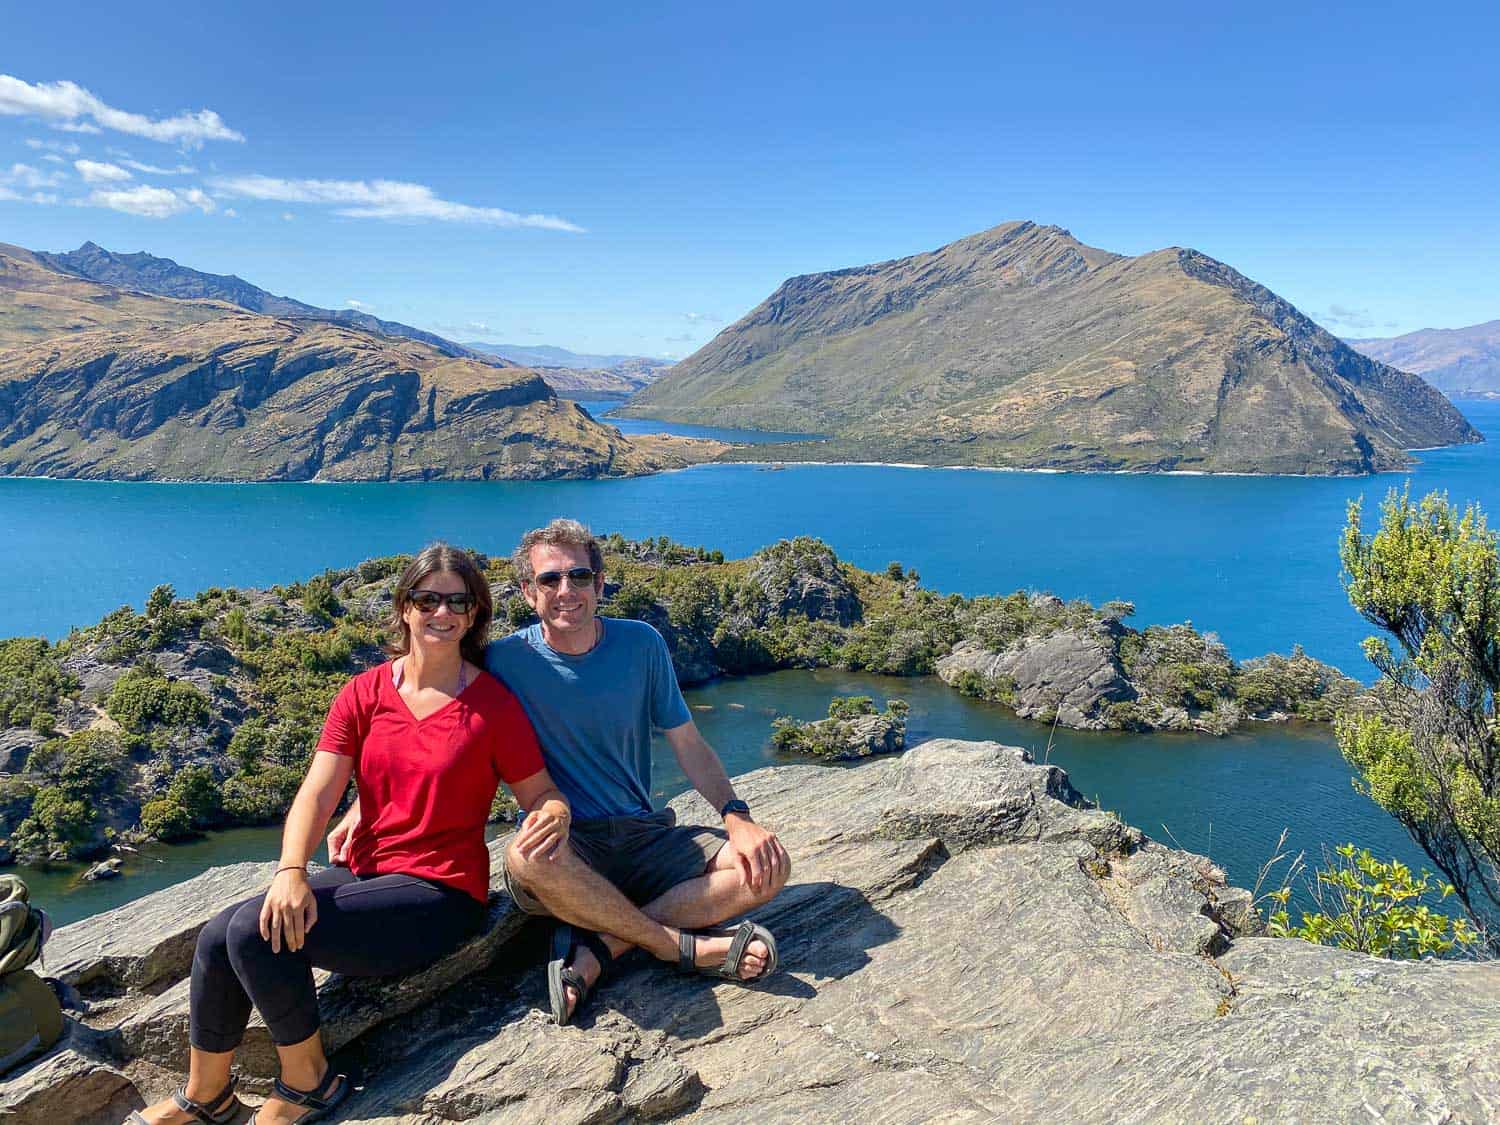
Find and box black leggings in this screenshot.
[190,867,486,1052]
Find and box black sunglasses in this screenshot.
[532,567,597,589]
[407,589,477,613]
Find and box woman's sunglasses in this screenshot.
[532,567,597,589]
[407,590,477,613]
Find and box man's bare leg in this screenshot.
[548,844,789,1018]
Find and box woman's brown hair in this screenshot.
[383,542,493,666]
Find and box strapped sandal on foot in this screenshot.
[546,922,615,1026]
[252,1066,349,1124]
[677,920,779,984]
[126,1075,245,1125]
[126,1080,246,1122]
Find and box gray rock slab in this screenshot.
[0,1042,142,1125]
[938,632,1134,730]
[46,860,280,992]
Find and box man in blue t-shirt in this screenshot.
[491,519,791,1025]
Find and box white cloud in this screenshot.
[281,212,295,221]
[682,311,723,325]
[85,183,217,219]
[222,207,238,218]
[210,174,584,231]
[0,74,244,147]
[75,159,132,183]
[41,153,64,164]
[466,321,492,332]
[1,162,66,190]
[346,299,370,310]
[119,158,195,175]
[24,137,79,155]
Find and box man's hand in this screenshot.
[725,816,789,894]
[513,798,571,863]
[328,803,360,866]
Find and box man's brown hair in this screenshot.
[512,518,605,582]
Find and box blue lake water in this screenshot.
[572,398,821,445]
[3,402,1498,681]
[4,402,1498,926]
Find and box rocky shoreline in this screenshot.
[0,535,1362,867]
[5,742,1498,1123]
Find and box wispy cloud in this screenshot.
[134,160,194,175]
[346,299,370,310]
[0,74,244,147]
[86,183,217,218]
[75,159,132,184]
[682,311,722,325]
[2,162,66,190]
[24,137,79,155]
[1318,303,1382,333]
[0,163,63,204]
[665,332,697,343]
[210,174,584,232]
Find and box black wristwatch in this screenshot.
[719,798,751,820]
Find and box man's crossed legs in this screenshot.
[503,809,790,1022]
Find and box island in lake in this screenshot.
[0,535,1358,867]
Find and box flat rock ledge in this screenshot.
[7,739,1500,1123]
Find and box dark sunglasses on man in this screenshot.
[407,590,477,613]
[532,567,597,589]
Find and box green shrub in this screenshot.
[167,765,222,828]
[139,796,195,841]
[1265,844,1479,959]
[222,766,304,823]
[55,731,127,799]
[106,665,211,732]
[1236,645,1361,721]
[300,574,341,622]
[0,637,76,730]
[826,695,877,720]
[949,668,1017,706]
[16,785,96,857]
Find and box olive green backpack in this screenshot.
[0,874,63,1075]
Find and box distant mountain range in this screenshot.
[1349,320,1500,399]
[35,241,485,360]
[621,221,1479,474]
[0,243,717,481]
[465,342,669,371]
[464,343,671,398]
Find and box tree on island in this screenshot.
[1339,488,1500,947]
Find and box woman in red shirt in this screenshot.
[130,544,570,1125]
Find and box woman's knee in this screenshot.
[194,901,242,968]
[223,900,270,960]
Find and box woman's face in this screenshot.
[401,569,475,656]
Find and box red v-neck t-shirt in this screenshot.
[317,663,545,902]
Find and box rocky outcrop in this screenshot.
[938,631,1134,729]
[10,741,1500,1123]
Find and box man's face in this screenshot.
[522,542,604,642]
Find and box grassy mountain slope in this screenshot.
[1350,319,1500,398]
[0,242,228,348]
[623,222,1479,474]
[0,315,719,481]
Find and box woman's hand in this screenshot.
[328,800,361,865]
[259,868,318,953]
[513,798,571,862]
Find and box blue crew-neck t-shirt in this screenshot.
[484,618,691,822]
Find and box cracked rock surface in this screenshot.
[8,739,1500,1123]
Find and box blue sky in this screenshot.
[3,1,1495,357]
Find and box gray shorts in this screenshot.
[502,807,727,916]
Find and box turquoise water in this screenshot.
[6,404,1498,926]
[3,403,1498,681]
[30,670,1406,928]
[573,398,820,445]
